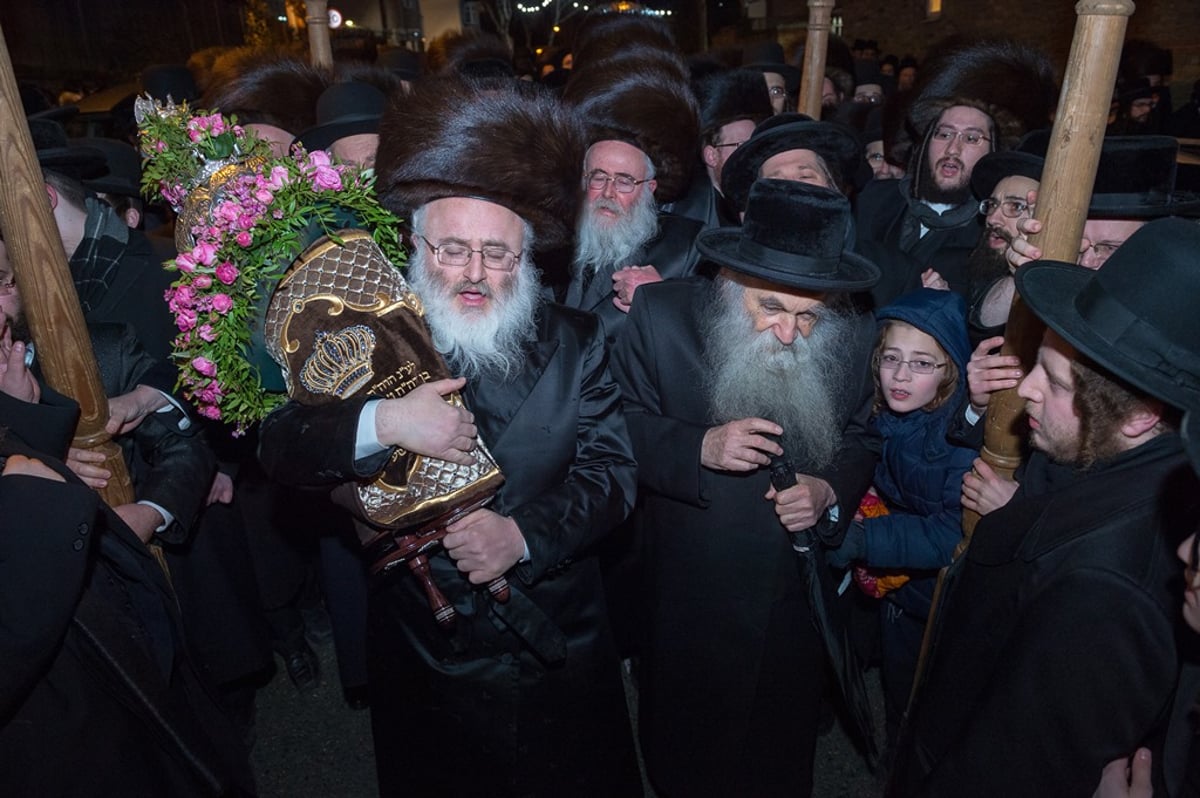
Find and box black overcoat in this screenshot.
[0,396,253,797]
[890,436,1197,797]
[611,278,880,797]
[258,302,641,797]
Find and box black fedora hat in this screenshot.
[79,137,142,198]
[697,179,880,292]
[1087,135,1200,219]
[29,117,107,181]
[742,41,801,93]
[294,82,387,154]
[1015,216,1200,411]
[722,114,861,213]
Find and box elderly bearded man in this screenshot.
[258,79,641,798]
[612,179,881,798]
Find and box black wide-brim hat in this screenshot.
[1087,135,1200,219]
[294,81,386,154]
[722,114,861,213]
[697,179,880,292]
[78,136,142,198]
[29,117,107,181]
[742,41,801,93]
[1015,216,1200,411]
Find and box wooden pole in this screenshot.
[0,22,133,507]
[797,0,834,119]
[964,0,1136,539]
[307,0,334,68]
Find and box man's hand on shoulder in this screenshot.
[444,508,526,584]
[375,377,477,465]
[765,474,836,533]
[2,454,65,482]
[701,417,783,472]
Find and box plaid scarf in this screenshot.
[70,197,131,314]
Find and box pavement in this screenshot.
[251,634,884,798]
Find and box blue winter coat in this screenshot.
[865,288,977,619]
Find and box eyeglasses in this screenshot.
[932,126,991,147]
[865,153,886,165]
[0,278,15,296]
[585,169,650,194]
[978,198,1034,219]
[1078,239,1125,264]
[854,92,883,105]
[712,141,746,151]
[767,86,788,99]
[879,353,946,375]
[416,234,520,272]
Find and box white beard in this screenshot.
[702,277,856,471]
[572,188,660,280]
[407,247,539,383]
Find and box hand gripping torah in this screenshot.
[264,230,509,624]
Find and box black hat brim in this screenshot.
[722,122,861,213]
[971,151,1044,200]
[294,115,380,155]
[697,227,880,292]
[1017,261,1200,410]
[745,63,801,93]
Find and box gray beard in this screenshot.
[701,278,855,471]
[572,189,660,279]
[407,248,539,383]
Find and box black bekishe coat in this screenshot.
[890,434,1197,798]
[611,278,880,798]
[258,302,641,797]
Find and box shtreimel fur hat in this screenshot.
[563,61,700,203]
[374,77,586,251]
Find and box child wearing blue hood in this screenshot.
[830,288,976,740]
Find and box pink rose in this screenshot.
[235,231,253,247]
[154,140,167,153]
[306,150,332,168]
[208,115,226,135]
[187,129,203,143]
[254,188,274,204]
[197,324,217,342]
[192,241,218,266]
[211,293,234,314]
[192,274,213,289]
[191,356,218,377]
[237,213,257,230]
[199,404,222,420]
[215,262,239,285]
[168,285,195,312]
[175,252,196,273]
[309,165,342,192]
[176,308,197,332]
[216,201,241,223]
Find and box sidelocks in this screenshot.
[136,96,507,625]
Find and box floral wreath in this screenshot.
[136,96,405,433]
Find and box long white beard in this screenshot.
[702,278,855,471]
[407,248,539,383]
[572,189,660,279]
